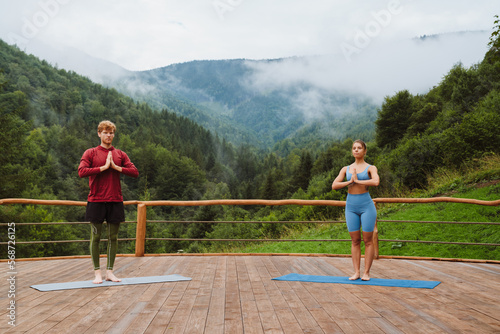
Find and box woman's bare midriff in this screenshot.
[348,183,369,195]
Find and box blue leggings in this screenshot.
[345,193,377,232]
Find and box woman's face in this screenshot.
[352,142,366,158]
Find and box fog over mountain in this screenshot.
[31,30,489,100]
[17,30,491,148]
[244,31,490,102]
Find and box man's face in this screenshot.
[98,129,115,146]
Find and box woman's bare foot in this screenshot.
[105,270,122,282]
[349,273,360,280]
[93,270,103,284]
[361,273,370,281]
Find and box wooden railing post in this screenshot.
[135,203,147,256]
[374,203,379,259]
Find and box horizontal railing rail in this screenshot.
[2,197,498,206]
[3,238,137,245]
[1,197,499,259]
[378,220,500,225]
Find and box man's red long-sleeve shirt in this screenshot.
[78,145,139,202]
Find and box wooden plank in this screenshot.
[269,257,327,334]
[143,282,191,333]
[394,265,500,332]
[106,301,150,334]
[400,294,490,333]
[41,287,124,333]
[183,257,218,334]
[245,256,283,334]
[368,286,456,333]
[24,284,106,329]
[141,256,195,333]
[10,284,110,333]
[79,286,151,333]
[307,307,346,334]
[308,257,350,277]
[335,286,381,319]
[404,260,500,320]
[223,256,244,334]
[235,256,264,334]
[368,317,405,334]
[118,257,186,333]
[127,283,177,333]
[23,306,81,334]
[204,257,226,334]
[162,256,206,334]
[259,257,307,334]
[385,291,470,333]
[162,290,198,334]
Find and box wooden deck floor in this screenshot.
[1,255,499,333]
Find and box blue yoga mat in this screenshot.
[272,273,440,289]
[31,274,192,292]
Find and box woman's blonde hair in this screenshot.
[97,120,116,133]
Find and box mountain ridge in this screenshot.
[15,30,490,149]
[107,58,379,149]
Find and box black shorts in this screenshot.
[85,202,125,224]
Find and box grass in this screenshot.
[376,184,500,260]
[227,155,500,261]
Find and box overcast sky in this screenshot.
[0,1,497,101]
[0,0,497,71]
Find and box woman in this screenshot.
[332,140,379,281]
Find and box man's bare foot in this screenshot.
[105,271,122,282]
[361,273,370,281]
[349,273,360,280]
[93,270,103,284]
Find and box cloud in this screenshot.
[244,30,491,102]
[0,0,497,72]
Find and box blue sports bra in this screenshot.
[346,165,371,181]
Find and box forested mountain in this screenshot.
[106,59,379,149]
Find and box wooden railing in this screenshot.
[1,197,499,259]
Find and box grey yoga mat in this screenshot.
[31,274,192,292]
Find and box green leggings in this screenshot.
[90,222,120,270]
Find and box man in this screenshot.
[78,120,139,284]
